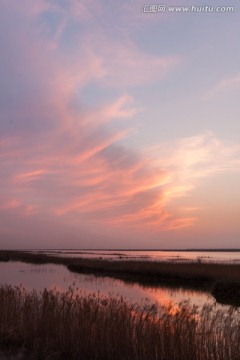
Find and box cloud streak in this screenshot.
[1,1,240,247]
[203,73,240,100]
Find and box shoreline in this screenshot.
[3,248,240,251]
[1,250,240,306]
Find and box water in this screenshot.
[29,249,240,263]
[1,250,236,310]
[0,260,217,310]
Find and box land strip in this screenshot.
[1,250,240,306]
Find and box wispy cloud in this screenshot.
[1,1,240,246]
[203,73,240,100]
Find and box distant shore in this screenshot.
[3,247,240,252]
[1,250,240,306]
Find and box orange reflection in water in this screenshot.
[0,261,214,311]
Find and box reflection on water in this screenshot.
[0,261,216,309]
[28,249,240,263]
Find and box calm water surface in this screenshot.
[0,261,217,309]
[30,249,240,263]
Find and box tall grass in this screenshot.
[0,285,240,360]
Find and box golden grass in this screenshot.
[0,285,240,360]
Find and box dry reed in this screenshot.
[0,285,240,360]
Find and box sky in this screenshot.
[0,0,240,249]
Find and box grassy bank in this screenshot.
[1,250,240,305]
[0,285,240,360]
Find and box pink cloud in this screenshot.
[0,199,22,211]
[0,198,36,218]
[1,1,240,247]
[94,40,180,87]
[14,170,48,184]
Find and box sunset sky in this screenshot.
[1,0,240,249]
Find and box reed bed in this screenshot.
[0,285,240,360]
[2,250,240,305]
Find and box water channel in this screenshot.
[0,260,220,310]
